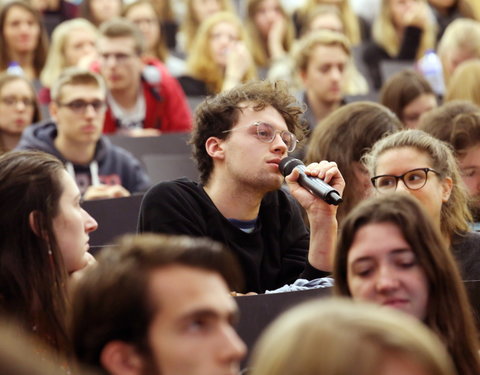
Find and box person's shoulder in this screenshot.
[453,231,480,250]
[463,231,480,242]
[95,137,135,163]
[146,177,201,196]
[142,178,204,207]
[16,120,56,150]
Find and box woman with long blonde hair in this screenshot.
[38,18,98,116]
[363,0,436,89]
[178,0,234,53]
[294,0,363,44]
[245,0,295,73]
[40,18,98,90]
[179,12,256,96]
[363,129,480,281]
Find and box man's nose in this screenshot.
[271,133,288,154]
[219,325,247,363]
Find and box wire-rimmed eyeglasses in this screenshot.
[222,121,298,153]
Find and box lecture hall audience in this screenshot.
[0,1,478,374]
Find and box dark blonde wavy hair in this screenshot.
[363,129,472,238]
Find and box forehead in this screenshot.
[58,169,80,201]
[5,5,35,20]
[66,27,96,43]
[234,103,287,130]
[126,2,155,17]
[348,222,412,261]
[311,13,343,26]
[97,35,136,53]
[0,78,32,95]
[376,147,432,173]
[211,21,238,35]
[309,43,349,63]
[148,265,236,321]
[256,0,280,11]
[402,94,437,114]
[59,83,104,102]
[460,144,480,165]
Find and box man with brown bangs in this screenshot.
[71,234,246,375]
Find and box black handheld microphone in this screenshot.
[279,157,343,206]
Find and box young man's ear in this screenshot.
[100,341,144,375]
[205,136,225,160]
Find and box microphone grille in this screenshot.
[279,157,303,177]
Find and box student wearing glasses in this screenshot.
[363,129,480,281]
[139,80,345,294]
[17,68,150,200]
[0,73,40,154]
[96,18,192,136]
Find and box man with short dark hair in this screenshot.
[97,18,192,136]
[17,68,150,199]
[294,30,352,130]
[139,80,345,293]
[71,234,246,375]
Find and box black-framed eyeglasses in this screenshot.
[222,121,298,153]
[371,168,440,193]
[57,99,106,115]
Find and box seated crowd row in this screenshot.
[1,0,480,373]
[1,79,480,374]
[2,0,480,145]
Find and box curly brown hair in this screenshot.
[191,80,306,184]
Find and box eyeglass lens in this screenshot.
[64,100,105,113]
[255,122,296,152]
[374,169,430,192]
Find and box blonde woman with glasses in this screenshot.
[363,129,480,282]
